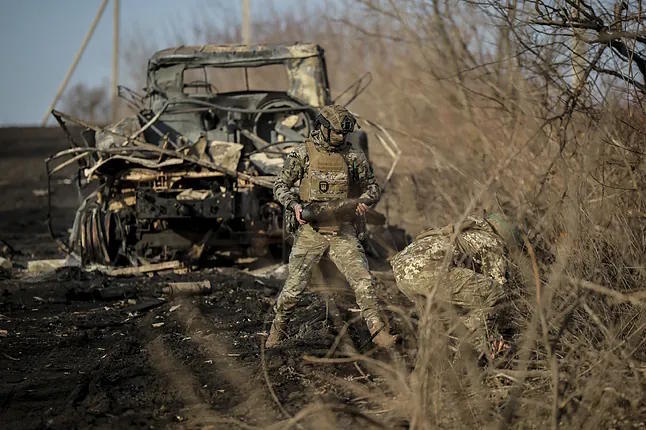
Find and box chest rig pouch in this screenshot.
[299,141,349,202]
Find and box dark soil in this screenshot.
[0,128,410,429]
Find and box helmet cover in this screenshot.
[315,104,356,146]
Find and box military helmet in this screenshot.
[486,212,523,247]
[314,104,356,146]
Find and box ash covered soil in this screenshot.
[0,128,411,429]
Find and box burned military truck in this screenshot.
[48,43,400,266]
[48,44,332,265]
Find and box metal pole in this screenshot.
[111,0,120,122]
[242,0,251,45]
[41,0,109,126]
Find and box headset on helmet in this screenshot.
[314,112,356,134]
[313,105,357,144]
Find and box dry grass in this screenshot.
[121,1,646,427]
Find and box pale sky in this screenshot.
[0,0,307,126]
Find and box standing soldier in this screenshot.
[266,104,397,348]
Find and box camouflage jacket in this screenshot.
[273,137,381,212]
[391,216,508,291]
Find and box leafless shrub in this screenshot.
[61,81,110,124]
[320,1,646,428]
[121,1,646,427]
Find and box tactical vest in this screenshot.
[299,141,349,202]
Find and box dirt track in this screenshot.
[0,128,409,429]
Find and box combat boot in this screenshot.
[368,319,398,348]
[265,320,286,349]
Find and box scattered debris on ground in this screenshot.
[0,262,408,429]
[26,259,69,274]
[96,260,183,277]
[162,280,212,297]
[0,257,11,271]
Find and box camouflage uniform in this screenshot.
[274,135,381,234]
[267,105,393,347]
[390,217,508,351]
[273,223,380,326]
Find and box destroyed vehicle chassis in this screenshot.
[47,43,394,267]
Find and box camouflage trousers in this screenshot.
[273,224,381,328]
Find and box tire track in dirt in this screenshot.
[146,336,225,428]
[158,297,283,426]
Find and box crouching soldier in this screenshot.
[390,214,517,358]
[266,104,397,349]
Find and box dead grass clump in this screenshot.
[318,1,646,428]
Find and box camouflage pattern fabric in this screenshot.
[315,105,356,147]
[274,135,380,233]
[273,224,382,328]
[271,126,384,333]
[390,217,508,351]
[318,104,355,131]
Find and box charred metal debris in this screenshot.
[46,43,402,268]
